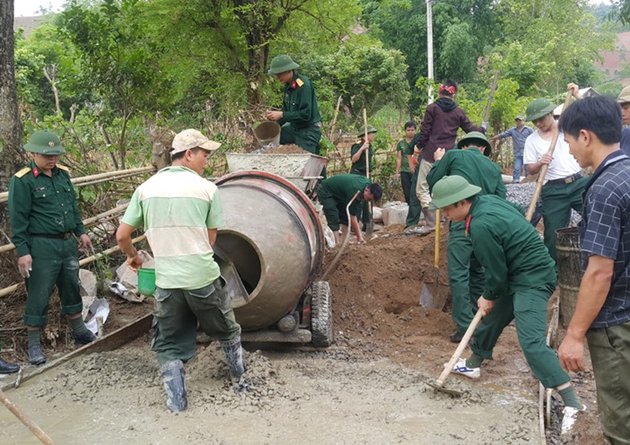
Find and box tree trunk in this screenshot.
[0,0,24,235]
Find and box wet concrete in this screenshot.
[0,339,540,444]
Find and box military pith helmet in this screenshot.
[617,85,630,105]
[525,98,556,122]
[457,131,492,156]
[268,55,300,75]
[430,175,481,209]
[357,125,377,138]
[24,131,66,155]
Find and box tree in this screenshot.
[308,39,410,119]
[145,0,360,108]
[60,0,173,169]
[0,0,24,236]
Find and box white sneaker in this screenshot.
[561,405,587,435]
[451,358,480,379]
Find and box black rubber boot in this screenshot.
[27,345,46,365]
[161,360,187,413]
[220,337,245,380]
[0,357,20,374]
[72,330,97,345]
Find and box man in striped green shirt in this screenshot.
[116,129,244,413]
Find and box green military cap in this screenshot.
[525,98,556,122]
[268,55,300,75]
[24,131,66,155]
[357,125,377,137]
[457,131,491,156]
[430,175,481,209]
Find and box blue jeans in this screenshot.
[513,156,528,183]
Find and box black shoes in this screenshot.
[450,331,464,343]
[0,357,20,374]
[72,330,97,345]
[27,345,46,365]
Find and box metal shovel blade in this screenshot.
[420,270,449,309]
[423,379,464,397]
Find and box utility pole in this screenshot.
[426,0,434,104]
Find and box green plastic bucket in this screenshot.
[137,268,156,296]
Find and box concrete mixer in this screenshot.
[214,152,331,347]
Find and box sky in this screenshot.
[14,0,615,17]
[14,0,67,17]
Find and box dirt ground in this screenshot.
[0,224,607,444]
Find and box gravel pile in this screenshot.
[505,183,581,226]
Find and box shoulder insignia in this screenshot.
[57,164,70,172]
[14,168,31,178]
[296,78,304,87]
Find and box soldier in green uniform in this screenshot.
[395,121,416,205]
[350,125,376,176]
[9,131,96,366]
[404,132,423,230]
[266,55,322,155]
[426,132,506,343]
[430,175,585,435]
[350,125,376,227]
[317,174,382,244]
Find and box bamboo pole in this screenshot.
[0,235,146,298]
[0,203,130,254]
[0,166,154,203]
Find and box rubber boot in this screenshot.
[406,209,436,236]
[161,360,187,413]
[220,337,245,380]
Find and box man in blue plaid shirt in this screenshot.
[558,96,630,444]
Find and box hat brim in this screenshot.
[617,97,630,105]
[198,140,221,151]
[430,184,481,209]
[268,62,300,75]
[24,142,66,155]
[457,139,492,157]
[357,130,377,137]
[526,105,555,122]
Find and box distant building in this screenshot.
[597,31,630,86]
[14,16,47,38]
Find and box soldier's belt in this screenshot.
[545,173,582,187]
[31,232,72,240]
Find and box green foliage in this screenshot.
[308,39,410,118]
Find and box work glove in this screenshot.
[481,122,489,131]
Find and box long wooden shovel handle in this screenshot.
[363,108,370,180]
[525,90,574,222]
[0,389,54,444]
[434,209,441,268]
[436,310,484,386]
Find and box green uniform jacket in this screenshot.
[396,139,411,173]
[9,161,85,257]
[467,195,556,300]
[350,141,373,176]
[278,72,321,129]
[426,148,506,198]
[318,174,371,216]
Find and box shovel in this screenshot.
[213,244,249,304]
[420,209,449,309]
[424,310,483,397]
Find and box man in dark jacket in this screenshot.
[406,80,486,236]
